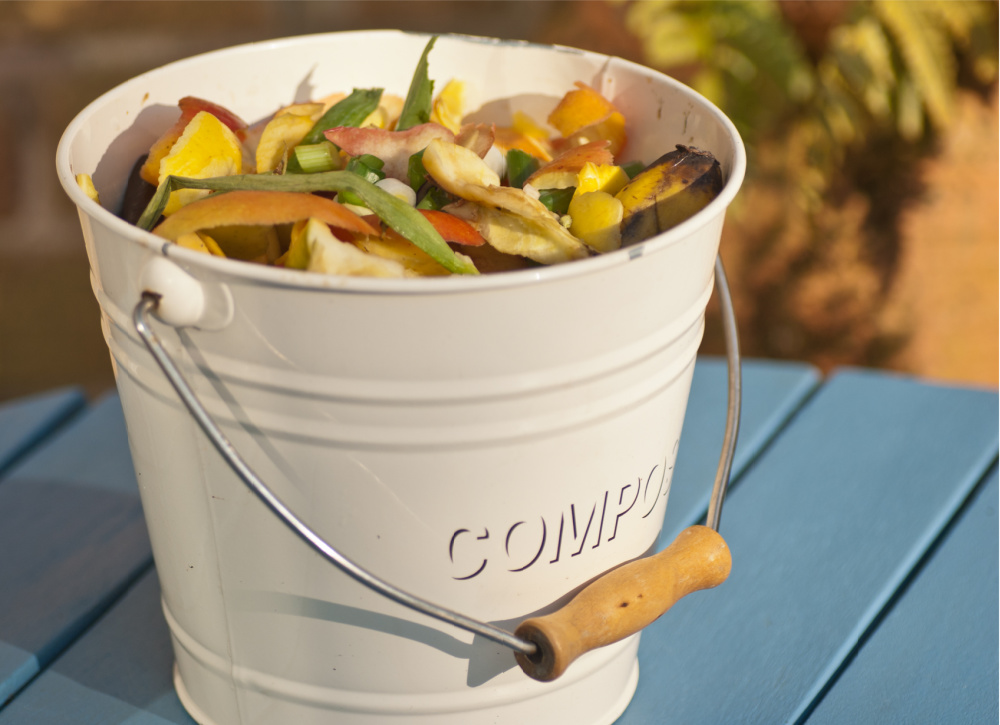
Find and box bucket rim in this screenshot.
[56,29,746,295]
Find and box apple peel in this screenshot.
[324,122,454,181]
[153,190,378,241]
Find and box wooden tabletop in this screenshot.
[0,358,996,724]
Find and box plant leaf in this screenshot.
[396,36,438,131]
[875,0,956,130]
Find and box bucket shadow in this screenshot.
[467,613,531,686]
[463,93,559,127]
[229,590,552,688]
[468,536,662,686]
[177,330,306,496]
[230,590,473,660]
[92,103,178,213]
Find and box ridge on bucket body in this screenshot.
[57,30,746,725]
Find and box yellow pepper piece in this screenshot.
[276,102,324,119]
[574,162,630,198]
[430,79,466,134]
[568,190,623,254]
[200,232,225,256]
[512,111,550,140]
[159,111,243,216]
[548,82,627,156]
[548,82,618,137]
[285,219,311,270]
[357,236,453,277]
[493,127,553,162]
[75,174,100,204]
[175,231,225,256]
[209,225,281,262]
[363,94,404,129]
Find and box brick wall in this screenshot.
[0,0,638,402]
[4,1,992,404]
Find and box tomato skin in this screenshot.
[361,210,486,246]
[417,209,485,246]
[139,97,248,185]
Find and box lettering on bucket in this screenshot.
[448,443,677,581]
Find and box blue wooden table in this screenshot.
[0,359,996,724]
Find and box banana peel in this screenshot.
[422,138,590,264]
[615,145,722,246]
[445,200,590,265]
[356,235,455,277]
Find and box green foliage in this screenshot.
[621,0,997,368]
[624,0,998,205]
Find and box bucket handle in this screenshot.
[133,255,740,682]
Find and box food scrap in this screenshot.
[111,37,723,278]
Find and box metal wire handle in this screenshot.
[132,254,741,658]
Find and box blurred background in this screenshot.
[1,0,997,404]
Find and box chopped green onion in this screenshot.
[506,149,540,189]
[415,185,452,211]
[346,154,385,181]
[340,155,387,207]
[285,88,383,174]
[538,187,575,215]
[293,142,340,174]
[136,171,478,275]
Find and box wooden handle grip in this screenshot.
[514,525,731,681]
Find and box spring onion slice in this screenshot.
[293,142,340,174]
[285,88,384,174]
[137,172,478,275]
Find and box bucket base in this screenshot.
[171,640,639,725]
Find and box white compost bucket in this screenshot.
[57,30,745,725]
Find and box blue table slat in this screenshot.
[660,357,820,546]
[0,388,85,478]
[0,571,193,725]
[5,393,138,495]
[806,464,999,725]
[618,369,999,725]
[0,395,151,707]
[1,365,996,725]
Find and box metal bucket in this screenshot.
[57,31,746,725]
